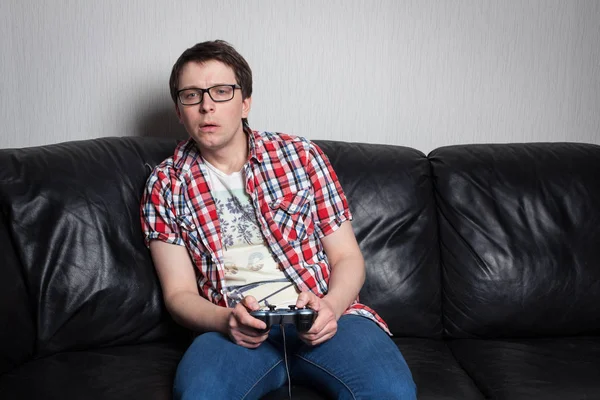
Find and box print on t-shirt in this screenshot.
[203,160,298,309]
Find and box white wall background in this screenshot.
[1,0,599,154]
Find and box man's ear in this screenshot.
[242,96,252,118]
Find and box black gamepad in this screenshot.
[250,305,317,332]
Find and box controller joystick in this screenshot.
[250,305,317,332]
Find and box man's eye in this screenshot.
[185,92,198,98]
[216,89,227,95]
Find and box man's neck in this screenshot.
[198,135,249,175]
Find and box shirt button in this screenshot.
[190,224,196,229]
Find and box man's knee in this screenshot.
[369,371,417,400]
[174,332,287,400]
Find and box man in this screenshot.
[141,40,416,399]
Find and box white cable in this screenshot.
[281,323,292,399]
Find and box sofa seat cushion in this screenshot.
[0,342,184,400]
[395,338,484,399]
[449,337,600,399]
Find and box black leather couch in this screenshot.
[1,136,599,400]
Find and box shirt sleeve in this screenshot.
[306,141,353,238]
[140,168,185,248]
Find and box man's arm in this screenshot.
[149,240,268,348]
[296,220,365,345]
[320,221,365,318]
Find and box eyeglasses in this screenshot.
[177,84,240,105]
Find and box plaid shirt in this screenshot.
[140,130,389,334]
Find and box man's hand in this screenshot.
[227,296,269,348]
[296,292,338,346]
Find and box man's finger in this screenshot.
[296,291,319,310]
[241,295,260,311]
[242,314,268,331]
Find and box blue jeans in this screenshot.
[174,315,417,399]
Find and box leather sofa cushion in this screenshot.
[395,338,484,400]
[0,342,184,399]
[0,137,186,358]
[449,337,600,399]
[317,140,442,338]
[0,212,35,375]
[431,143,600,338]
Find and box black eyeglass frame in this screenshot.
[177,84,241,105]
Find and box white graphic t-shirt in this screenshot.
[203,159,298,309]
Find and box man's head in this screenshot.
[170,41,252,155]
[169,40,253,110]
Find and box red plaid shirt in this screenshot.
[140,131,389,334]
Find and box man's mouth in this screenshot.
[200,123,219,132]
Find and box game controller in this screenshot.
[250,304,317,332]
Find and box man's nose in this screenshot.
[199,92,215,112]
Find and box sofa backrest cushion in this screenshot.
[0,137,186,357]
[317,141,442,338]
[0,135,443,356]
[431,143,600,338]
[0,211,35,374]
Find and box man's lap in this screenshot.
[174,315,416,400]
[290,315,416,399]
[173,331,287,399]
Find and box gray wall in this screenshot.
[1,0,599,153]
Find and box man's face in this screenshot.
[176,60,251,153]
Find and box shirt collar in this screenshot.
[246,128,264,163]
[172,138,200,174]
[172,128,264,174]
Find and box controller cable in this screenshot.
[281,323,292,399]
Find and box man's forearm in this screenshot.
[322,254,366,319]
[165,291,232,334]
